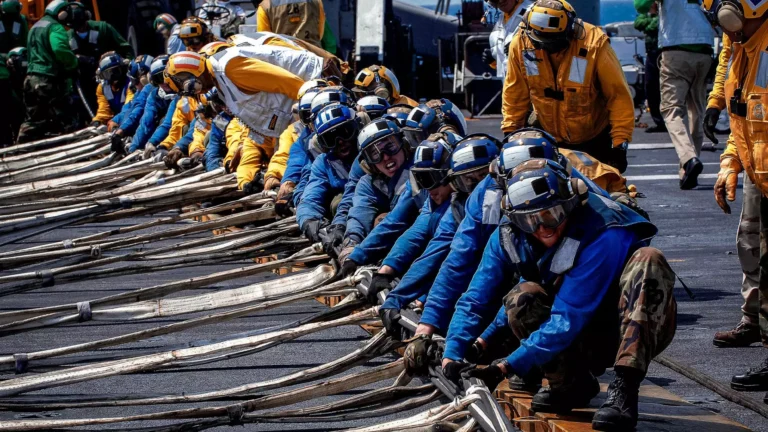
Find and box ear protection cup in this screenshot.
[57,10,68,22]
[356,110,371,126]
[359,159,374,176]
[570,177,589,205]
[718,2,745,32]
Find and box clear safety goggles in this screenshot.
[450,167,488,194]
[182,36,207,48]
[507,200,576,234]
[101,67,124,83]
[317,120,358,151]
[412,168,449,191]
[362,135,403,165]
[402,127,427,149]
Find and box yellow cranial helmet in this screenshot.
[199,41,231,58]
[523,0,578,51]
[165,52,207,95]
[352,65,401,101]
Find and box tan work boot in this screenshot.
[713,319,761,348]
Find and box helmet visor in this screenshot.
[450,167,488,193]
[412,168,449,190]
[362,135,403,165]
[317,120,358,151]
[508,204,569,234]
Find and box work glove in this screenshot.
[703,107,720,145]
[611,141,629,174]
[301,219,324,243]
[264,176,281,192]
[464,360,507,391]
[107,121,118,133]
[90,120,102,128]
[274,192,295,217]
[367,273,396,305]
[464,340,485,364]
[242,172,265,195]
[442,361,474,385]
[482,48,495,66]
[277,181,296,201]
[341,258,358,277]
[164,147,184,169]
[379,307,407,341]
[152,148,169,162]
[320,224,345,257]
[322,57,343,78]
[403,334,440,376]
[189,151,204,166]
[110,133,124,154]
[714,156,742,214]
[611,192,650,221]
[142,143,157,160]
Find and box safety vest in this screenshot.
[102,81,129,114]
[209,45,322,138]
[723,18,768,196]
[515,21,613,144]
[499,193,656,287]
[0,15,25,53]
[658,0,714,49]
[260,0,323,47]
[488,0,534,78]
[230,32,300,48]
[69,29,100,55]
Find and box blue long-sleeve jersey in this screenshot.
[296,153,354,228]
[129,86,171,152]
[380,194,466,312]
[332,159,365,227]
[147,95,180,147]
[282,128,310,185]
[419,169,613,333]
[203,112,232,171]
[118,84,151,135]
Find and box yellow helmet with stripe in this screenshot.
[523,0,578,52]
[297,79,329,99]
[701,0,768,32]
[352,65,401,101]
[165,52,208,95]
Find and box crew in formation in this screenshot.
[9,0,768,427]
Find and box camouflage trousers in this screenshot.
[503,247,677,386]
[757,195,768,344]
[17,74,80,144]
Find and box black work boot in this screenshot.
[713,319,761,348]
[592,367,643,431]
[508,368,542,393]
[680,157,703,190]
[731,356,768,391]
[530,372,600,413]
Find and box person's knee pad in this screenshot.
[503,281,551,340]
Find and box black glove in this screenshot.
[301,219,324,243]
[242,172,265,195]
[443,361,474,385]
[320,224,345,257]
[704,107,720,145]
[610,141,628,174]
[379,307,406,341]
[341,259,358,277]
[464,361,506,391]
[367,273,396,305]
[464,340,485,364]
[274,192,295,218]
[482,48,495,66]
[110,133,125,154]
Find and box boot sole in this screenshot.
[712,338,759,348]
[592,419,636,431]
[730,381,768,391]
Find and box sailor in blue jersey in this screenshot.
[441,159,676,431]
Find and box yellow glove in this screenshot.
[714,157,742,214]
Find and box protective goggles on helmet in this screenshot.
[317,120,359,151]
[412,168,450,190]
[101,66,124,83]
[362,135,404,165]
[507,201,575,234]
[182,36,208,48]
[166,71,199,95]
[402,127,427,149]
[450,167,489,194]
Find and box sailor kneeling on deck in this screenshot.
[441,159,676,431]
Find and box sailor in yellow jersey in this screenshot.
[703,0,768,396]
[256,0,325,48]
[502,0,634,173]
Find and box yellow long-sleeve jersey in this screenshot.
[501,22,634,146]
[265,121,302,182]
[92,82,135,124]
[707,35,733,111]
[188,117,212,155]
[221,118,276,189]
[159,96,199,150]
